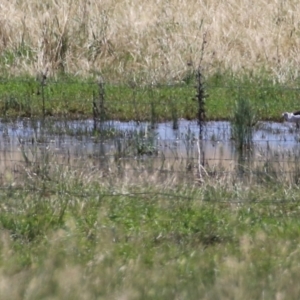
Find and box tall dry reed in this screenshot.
[1,0,299,82]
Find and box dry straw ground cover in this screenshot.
[1,0,300,82]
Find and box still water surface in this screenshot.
[0,118,299,174]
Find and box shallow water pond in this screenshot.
[0,118,299,183]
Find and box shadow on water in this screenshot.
[1,118,300,184]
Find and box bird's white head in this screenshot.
[282,112,291,121]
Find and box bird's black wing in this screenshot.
[293,111,300,115]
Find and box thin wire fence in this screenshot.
[0,78,300,202]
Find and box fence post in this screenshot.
[195,68,207,139]
[98,76,106,126]
[92,91,98,131]
[37,68,48,120]
[93,75,106,131]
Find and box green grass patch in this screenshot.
[0,72,299,122]
[1,175,300,298]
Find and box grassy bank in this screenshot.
[1,161,300,299]
[2,0,300,121]
[0,73,298,121]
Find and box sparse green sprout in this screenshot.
[231,96,257,152]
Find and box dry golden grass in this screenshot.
[1,0,300,82]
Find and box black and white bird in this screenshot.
[282,111,300,128]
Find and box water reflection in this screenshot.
[0,118,300,180]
